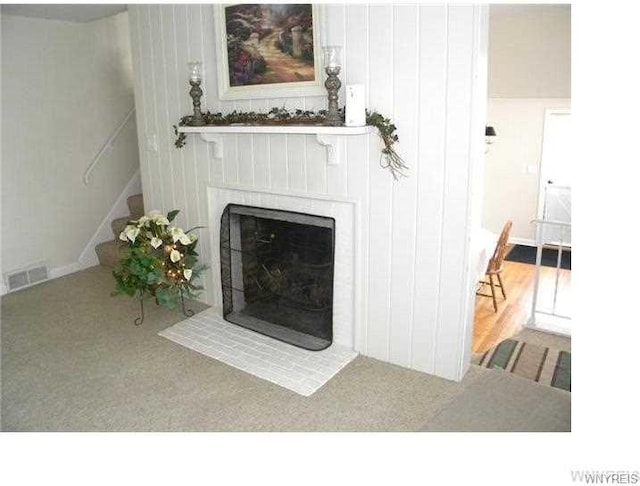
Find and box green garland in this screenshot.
[173,107,408,180]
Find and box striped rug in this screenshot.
[472,339,571,392]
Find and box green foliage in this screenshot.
[173,106,407,179]
[112,210,207,311]
[365,110,408,180]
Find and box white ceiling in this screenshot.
[1,4,127,23]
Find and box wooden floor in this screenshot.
[472,256,571,355]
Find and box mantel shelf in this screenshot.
[178,125,375,165]
[178,125,374,136]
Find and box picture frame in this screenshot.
[214,4,325,101]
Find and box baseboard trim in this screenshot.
[49,262,84,279]
[78,169,141,268]
[1,261,85,296]
[508,236,535,247]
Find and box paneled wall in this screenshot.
[128,4,488,381]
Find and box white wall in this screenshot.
[484,5,571,242]
[128,4,488,381]
[484,98,571,242]
[489,4,571,99]
[1,12,139,275]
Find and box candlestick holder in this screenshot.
[188,61,206,127]
[323,46,343,126]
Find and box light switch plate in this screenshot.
[145,134,158,152]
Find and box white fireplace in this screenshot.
[207,183,362,351]
[130,4,489,382]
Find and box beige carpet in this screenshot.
[1,266,570,432]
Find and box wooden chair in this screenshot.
[478,220,512,312]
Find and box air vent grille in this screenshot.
[4,264,49,292]
[28,266,49,284]
[7,272,29,290]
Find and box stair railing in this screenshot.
[527,218,571,334]
[83,107,136,185]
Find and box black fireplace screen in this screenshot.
[220,204,335,351]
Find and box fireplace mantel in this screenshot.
[178,125,374,165]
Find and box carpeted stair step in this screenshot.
[95,241,129,269]
[127,194,145,219]
[111,216,133,241]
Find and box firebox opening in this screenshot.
[220,204,335,351]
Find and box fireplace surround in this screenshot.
[208,184,359,351]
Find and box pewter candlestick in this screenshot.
[323,46,343,127]
[188,61,205,127]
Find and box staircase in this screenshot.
[95,194,144,268]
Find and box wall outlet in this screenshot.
[345,84,366,127]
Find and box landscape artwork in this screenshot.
[216,4,324,100]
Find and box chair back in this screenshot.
[488,220,512,273]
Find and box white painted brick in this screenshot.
[159,308,358,396]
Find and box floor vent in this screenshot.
[4,264,49,292]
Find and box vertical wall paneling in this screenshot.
[410,5,448,374]
[128,4,488,380]
[237,134,255,187]
[360,5,371,354]
[192,4,216,305]
[158,7,178,213]
[388,5,419,367]
[459,6,489,377]
[129,8,154,208]
[150,7,174,213]
[249,100,270,189]
[364,4,394,361]
[435,6,476,380]
[201,6,223,188]
[286,136,306,191]
[234,100,254,186]
[169,5,193,230]
[139,5,162,211]
[324,5,347,196]
[252,134,270,189]
[269,135,288,190]
[173,5,193,228]
[305,137,327,194]
[161,5,185,226]
[345,4,368,200]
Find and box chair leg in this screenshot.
[496,273,507,299]
[489,274,498,312]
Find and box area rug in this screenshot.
[506,244,571,269]
[158,308,358,397]
[472,338,571,392]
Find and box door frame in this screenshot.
[536,108,572,219]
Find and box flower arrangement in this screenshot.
[112,209,206,312]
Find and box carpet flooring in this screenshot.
[1,266,571,432]
[506,244,571,269]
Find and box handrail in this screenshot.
[528,218,571,333]
[83,107,136,185]
[530,218,572,228]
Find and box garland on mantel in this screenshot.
[173,107,408,180]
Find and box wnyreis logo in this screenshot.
[571,471,640,484]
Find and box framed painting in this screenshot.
[215,4,325,100]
